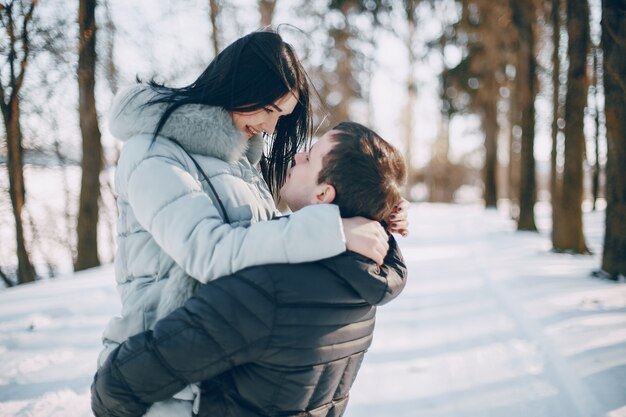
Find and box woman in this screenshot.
[99,29,408,416]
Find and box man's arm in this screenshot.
[321,234,407,306]
[91,271,275,417]
[376,235,407,304]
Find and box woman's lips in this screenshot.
[246,125,264,138]
[245,126,268,138]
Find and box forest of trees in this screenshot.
[0,0,624,286]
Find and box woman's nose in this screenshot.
[262,113,281,135]
[294,152,305,164]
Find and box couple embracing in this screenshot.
[92,29,409,417]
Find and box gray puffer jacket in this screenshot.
[100,84,347,364]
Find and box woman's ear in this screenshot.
[314,183,336,205]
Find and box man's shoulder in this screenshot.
[238,257,340,282]
[228,255,363,305]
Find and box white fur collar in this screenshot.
[108,84,264,164]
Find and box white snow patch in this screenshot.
[0,204,624,417]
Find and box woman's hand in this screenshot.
[342,217,389,265]
[387,198,410,237]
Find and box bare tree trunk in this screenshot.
[75,0,103,271]
[0,1,38,284]
[53,137,75,258]
[259,0,277,28]
[601,0,626,278]
[404,0,418,200]
[553,0,590,253]
[330,29,352,125]
[511,0,538,231]
[209,0,220,56]
[550,0,563,235]
[478,2,501,209]
[483,85,498,208]
[591,46,601,210]
[102,0,118,94]
[5,102,36,283]
[322,1,358,126]
[508,81,521,219]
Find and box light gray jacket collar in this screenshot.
[108,84,264,164]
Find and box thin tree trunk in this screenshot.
[511,0,537,231]
[259,0,277,28]
[1,1,38,284]
[75,0,103,271]
[103,0,118,94]
[209,0,220,56]
[592,46,601,210]
[550,0,562,235]
[405,0,417,200]
[5,101,36,283]
[601,0,626,278]
[330,30,352,125]
[484,85,498,208]
[553,0,590,253]
[479,2,500,209]
[508,81,520,219]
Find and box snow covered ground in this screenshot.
[0,203,624,417]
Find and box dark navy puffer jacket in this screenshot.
[91,237,406,417]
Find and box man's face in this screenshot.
[279,130,337,211]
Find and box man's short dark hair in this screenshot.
[318,122,407,221]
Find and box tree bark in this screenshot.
[592,46,601,210]
[5,98,36,283]
[75,0,103,271]
[601,0,626,278]
[483,83,498,208]
[1,0,38,284]
[508,78,520,218]
[329,30,352,124]
[209,0,220,56]
[551,0,563,236]
[404,0,417,200]
[553,0,590,253]
[259,0,277,28]
[102,0,118,94]
[511,0,537,231]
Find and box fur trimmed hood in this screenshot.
[108,84,264,164]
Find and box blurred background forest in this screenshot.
[0,0,624,287]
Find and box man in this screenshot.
[91,122,408,417]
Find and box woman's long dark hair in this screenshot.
[144,30,313,198]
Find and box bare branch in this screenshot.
[0,266,15,288]
[209,0,220,55]
[14,0,37,95]
[0,82,8,118]
[7,1,16,88]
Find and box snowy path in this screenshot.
[0,204,625,417]
[345,204,626,417]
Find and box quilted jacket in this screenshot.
[92,236,407,417]
[100,84,347,363]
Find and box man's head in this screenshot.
[279,121,406,221]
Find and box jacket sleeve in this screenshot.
[117,136,346,284]
[375,235,407,304]
[91,271,275,417]
[321,235,407,306]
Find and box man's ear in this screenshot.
[314,183,336,205]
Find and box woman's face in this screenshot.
[231,91,299,139]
